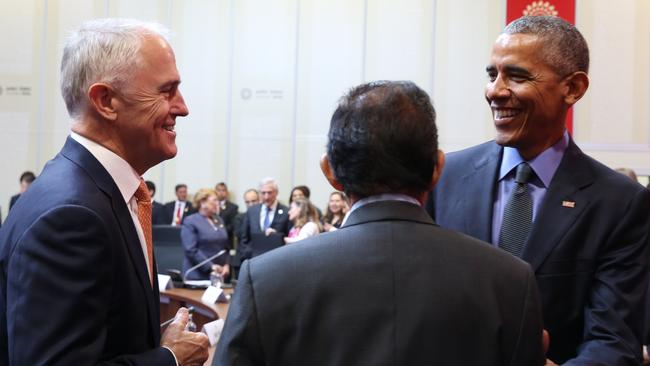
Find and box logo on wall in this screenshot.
[523,1,558,17]
[241,88,252,100]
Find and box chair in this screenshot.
[152,225,184,274]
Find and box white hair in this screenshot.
[60,18,170,118]
[259,177,279,192]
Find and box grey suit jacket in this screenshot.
[215,200,545,365]
[427,139,650,365]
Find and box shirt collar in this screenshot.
[499,130,569,188]
[344,193,420,224]
[70,132,141,204]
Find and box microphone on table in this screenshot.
[183,249,228,284]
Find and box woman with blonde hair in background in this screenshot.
[181,188,230,280]
[284,198,322,243]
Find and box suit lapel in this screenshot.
[522,140,594,270]
[61,137,159,340]
[460,143,501,243]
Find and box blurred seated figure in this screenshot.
[145,180,167,225]
[234,188,260,246]
[9,171,36,211]
[285,198,322,243]
[615,167,639,183]
[322,191,349,232]
[181,188,230,280]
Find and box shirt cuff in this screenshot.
[162,346,179,366]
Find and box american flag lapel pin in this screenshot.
[562,200,575,208]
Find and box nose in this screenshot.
[172,90,189,117]
[485,74,510,101]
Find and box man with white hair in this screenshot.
[238,178,291,259]
[0,19,209,365]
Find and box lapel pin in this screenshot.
[562,200,575,208]
[278,209,284,215]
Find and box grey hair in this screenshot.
[259,177,279,192]
[504,16,589,77]
[60,18,170,118]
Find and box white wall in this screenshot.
[1,0,648,222]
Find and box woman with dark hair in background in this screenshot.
[322,191,349,232]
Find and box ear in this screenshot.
[429,150,446,189]
[563,71,589,105]
[87,83,119,121]
[320,153,344,191]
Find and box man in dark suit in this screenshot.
[215,81,545,365]
[163,183,195,225]
[8,171,36,212]
[426,16,650,365]
[145,180,167,225]
[215,182,239,244]
[233,188,260,246]
[0,19,208,365]
[238,178,291,259]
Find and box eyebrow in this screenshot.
[159,80,181,91]
[485,65,532,76]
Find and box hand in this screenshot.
[160,308,209,366]
[542,330,558,365]
[216,264,230,278]
[643,345,649,365]
[265,227,276,236]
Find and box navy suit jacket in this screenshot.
[216,200,545,365]
[0,137,175,365]
[239,202,290,259]
[426,139,650,365]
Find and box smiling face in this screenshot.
[485,33,569,160]
[328,193,343,214]
[115,35,188,174]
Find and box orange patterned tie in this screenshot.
[134,180,154,287]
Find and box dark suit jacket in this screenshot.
[163,200,195,225]
[0,137,175,365]
[215,200,545,365]
[219,200,239,245]
[426,140,650,365]
[238,202,290,259]
[8,194,19,211]
[152,200,167,225]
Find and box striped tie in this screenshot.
[499,163,533,257]
[134,180,154,286]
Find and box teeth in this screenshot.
[494,109,519,119]
[163,125,175,132]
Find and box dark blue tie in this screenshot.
[263,206,272,231]
[499,163,533,257]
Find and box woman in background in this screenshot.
[181,188,230,280]
[322,191,349,232]
[285,198,322,243]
